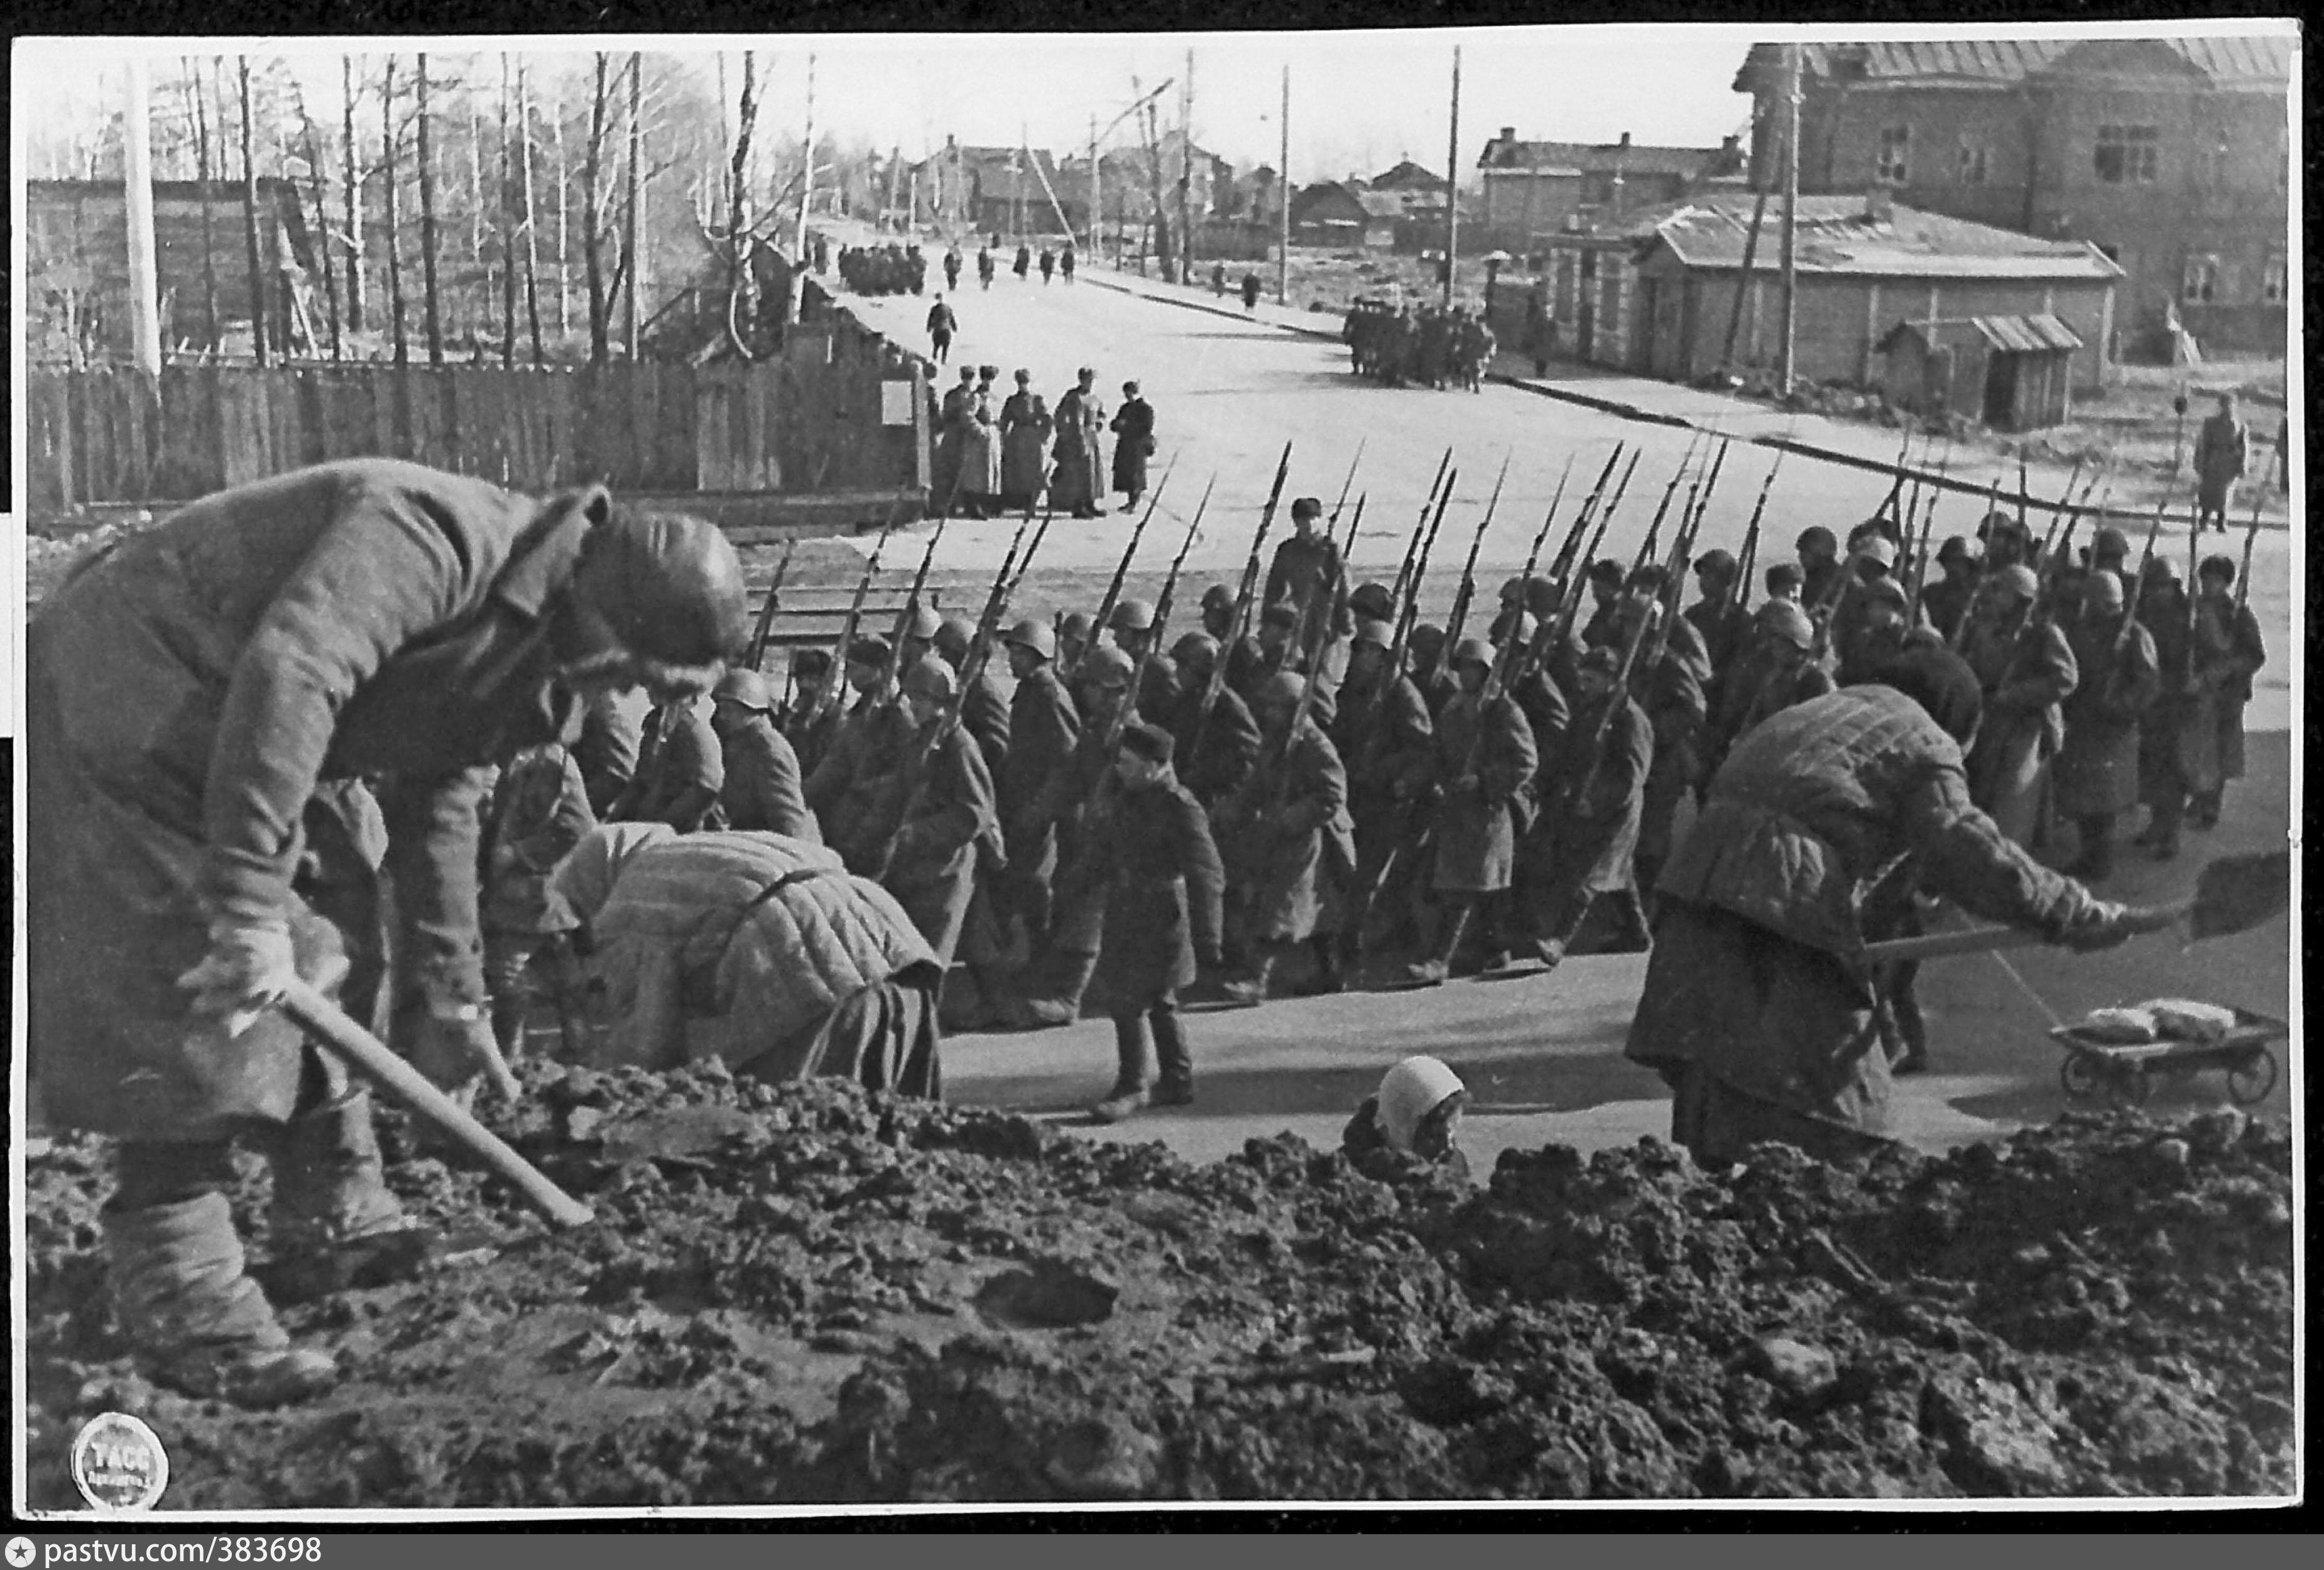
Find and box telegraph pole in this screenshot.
[1277,65,1291,303]
[123,56,165,374]
[1777,40,1801,395]
[792,53,815,323]
[1089,114,1100,255]
[1442,46,1461,308]
[1179,51,1196,285]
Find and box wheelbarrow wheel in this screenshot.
[2059,1052,2103,1100]
[2226,1049,2278,1106]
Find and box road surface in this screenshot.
[827,261,2298,1170]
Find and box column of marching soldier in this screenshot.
[507,433,2266,1116]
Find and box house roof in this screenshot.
[1733,35,2293,92]
[1622,191,2122,280]
[913,145,1066,183]
[1370,158,1451,190]
[1479,138,1735,178]
[1879,313,2087,356]
[1355,190,1412,220]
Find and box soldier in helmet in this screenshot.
[2132,557,2205,861]
[1727,598,1838,744]
[844,656,1000,965]
[1055,610,1097,685]
[26,460,748,1405]
[1405,623,1455,717]
[1685,548,1753,716]
[1073,721,1225,1123]
[2082,525,2134,608]
[778,648,844,781]
[2053,569,2159,880]
[575,689,641,819]
[933,612,1012,783]
[1921,535,1981,645]
[1958,564,2075,848]
[995,618,1079,949]
[1615,565,1712,898]
[1108,596,1177,719]
[1200,582,1269,699]
[2187,554,2266,829]
[1579,559,1628,649]
[1796,525,1843,611]
[1332,615,1436,973]
[1213,671,1355,1003]
[610,687,726,833]
[805,633,913,855]
[1160,632,1263,810]
[1523,645,1655,968]
[1405,636,1536,984]
[1836,575,1915,687]
[709,668,819,841]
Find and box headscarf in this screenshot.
[1377,1057,1466,1153]
[550,822,677,928]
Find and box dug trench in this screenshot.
[23,1066,2293,1507]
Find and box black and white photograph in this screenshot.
[10,18,2301,1516]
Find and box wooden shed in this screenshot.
[1877,313,2083,432]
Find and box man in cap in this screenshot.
[925,293,957,366]
[1003,646,1140,1028]
[1957,564,2076,849]
[805,633,912,854]
[480,741,596,1065]
[1921,536,1980,644]
[2187,555,2266,829]
[777,648,844,780]
[1265,496,1343,654]
[1213,672,1355,1003]
[1160,633,1263,810]
[1762,560,1805,606]
[1405,623,1456,717]
[708,669,819,841]
[1626,650,2168,1168]
[1332,615,1436,971]
[997,369,1053,512]
[1579,559,1628,649]
[845,657,1000,966]
[1109,381,1155,509]
[1050,368,1106,518]
[1404,636,1537,985]
[609,689,726,833]
[1617,565,1713,898]
[2053,568,2159,880]
[1054,610,1097,679]
[1796,525,1843,611]
[1684,549,1754,704]
[1522,645,1654,968]
[26,459,748,1404]
[930,366,977,516]
[995,618,1081,954]
[2191,391,2248,534]
[1068,721,1225,1122]
[933,612,1012,782]
[2131,558,2208,861]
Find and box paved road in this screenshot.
[829,264,2296,1169]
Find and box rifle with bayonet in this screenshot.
[2235,487,2262,613]
[1110,477,1214,756]
[1189,442,1295,752]
[878,513,951,695]
[1733,450,1782,614]
[1084,456,1177,664]
[1436,451,1512,679]
[1545,445,1625,589]
[1391,449,1456,607]
[804,513,903,733]
[1327,440,1366,527]
[1637,433,1701,570]
[743,540,798,671]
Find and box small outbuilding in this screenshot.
[1877,313,2085,431]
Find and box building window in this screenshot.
[2260,254,2285,305]
[1956,138,1988,185]
[2182,254,2220,305]
[1876,124,1910,184]
[2094,124,2159,184]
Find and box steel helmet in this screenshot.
[1170,631,1220,672]
[902,655,957,702]
[1990,564,2041,602]
[1693,548,1738,581]
[2091,525,2130,560]
[1450,635,1495,669]
[1110,597,1157,632]
[1348,582,1395,621]
[2082,570,2125,614]
[1407,623,1448,662]
[569,500,751,669]
[2141,554,2183,586]
[934,613,977,661]
[1083,645,1137,688]
[1858,536,1899,570]
[1003,618,1057,660]
[1864,574,1909,608]
[1377,1056,1466,1154]
[1490,609,1537,646]
[901,602,944,641]
[1200,583,1238,614]
[712,668,775,712]
[1057,611,1096,641]
[1253,670,1306,709]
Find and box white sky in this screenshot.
[13,20,2299,187]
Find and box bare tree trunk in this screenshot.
[516,62,544,365]
[188,58,220,349]
[623,51,642,357]
[295,83,343,358]
[499,57,516,366]
[583,53,611,366]
[342,55,365,335]
[416,53,445,367]
[383,57,409,368]
[554,72,570,341]
[237,55,271,364]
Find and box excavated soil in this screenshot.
[21,1067,2294,1508]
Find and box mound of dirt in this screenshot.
[21,1067,2293,1507]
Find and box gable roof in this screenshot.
[1617,190,2123,280]
[1479,138,1737,179]
[1879,313,2086,356]
[1733,35,2293,93]
[1370,158,1450,190]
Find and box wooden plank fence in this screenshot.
[26,320,928,513]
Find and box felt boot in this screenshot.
[1089,1016,1155,1123]
[259,1091,445,1304]
[1003,948,1098,1030]
[1150,1008,1195,1106]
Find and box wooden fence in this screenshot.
[25,313,929,512]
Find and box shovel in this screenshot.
[1862,850,2290,964]
[278,980,596,1229]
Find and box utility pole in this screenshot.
[1089,114,1100,254]
[1179,51,1196,285]
[1442,46,1461,308]
[123,57,165,374]
[238,55,271,366]
[1777,40,1801,395]
[792,52,815,323]
[1277,65,1291,303]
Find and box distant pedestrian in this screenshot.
[1060,244,1077,284]
[1039,246,1057,285]
[2192,392,2249,533]
[1211,263,1227,297]
[1110,381,1155,510]
[977,245,995,290]
[942,246,963,293]
[925,295,957,366]
[1014,244,1032,281]
[1241,272,1263,312]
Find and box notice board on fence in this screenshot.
[880,379,917,426]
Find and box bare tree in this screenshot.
[416,52,445,367]
[516,62,545,365]
[342,56,364,334]
[383,57,410,368]
[237,55,270,364]
[499,57,517,366]
[292,79,343,358]
[582,52,615,365]
[185,58,220,348]
[624,51,643,356]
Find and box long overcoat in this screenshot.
[998,390,1052,506]
[1959,614,2075,846]
[1426,690,1536,895]
[1076,774,1226,1013]
[2054,612,2160,817]
[1527,689,1650,898]
[1050,388,1105,513]
[27,459,605,1140]
[717,715,820,842]
[1214,720,1353,942]
[1110,398,1155,497]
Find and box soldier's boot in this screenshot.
[259,1090,459,1305]
[2150,795,2185,861]
[105,1182,337,1407]
[1292,934,1349,996]
[1003,948,1099,1030]
[489,993,530,1066]
[2067,814,2115,880]
[1607,888,1657,953]
[2189,790,2223,831]
[1089,1015,1155,1124]
[1220,945,1280,1009]
[939,964,990,1033]
[1150,1007,1196,1107]
[1404,902,1472,988]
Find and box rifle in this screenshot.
[1086,455,1178,661]
[2234,485,2262,612]
[880,512,952,695]
[1394,462,1460,662]
[742,539,798,671]
[1546,444,1625,587]
[1109,476,1214,758]
[1327,439,1366,527]
[1877,427,1914,525]
[1637,434,1701,569]
[1563,596,1666,819]
[805,513,903,732]
[1190,442,1295,748]
[1436,450,1512,678]
[1644,452,1718,679]
[1391,449,1456,607]
[2110,494,2169,658]
[1732,450,1783,613]
[1512,453,1578,611]
[2015,447,2031,532]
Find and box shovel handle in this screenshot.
[278,981,596,1230]
[1861,898,2191,964]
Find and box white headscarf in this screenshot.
[548,822,677,928]
[1377,1056,1466,1153]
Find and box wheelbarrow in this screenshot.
[2049,1008,2287,1109]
